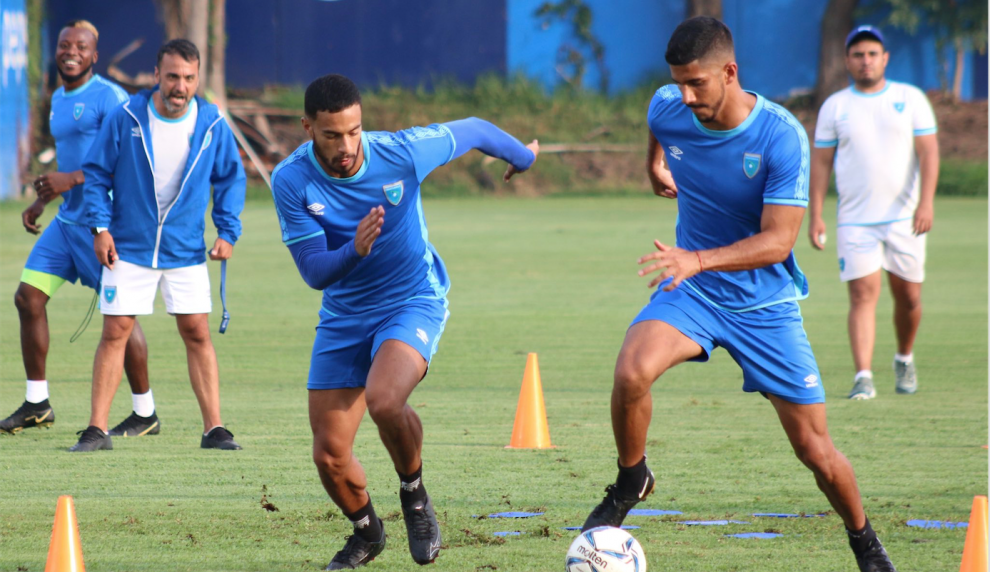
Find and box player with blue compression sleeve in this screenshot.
[580,18,897,572]
[270,74,538,570]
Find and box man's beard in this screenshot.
[57,62,92,85]
[693,89,725,124]
[856,74,882,89]
[313,143,354,177]
[162,92,190,115]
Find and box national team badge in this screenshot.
[743,153,762,179]
[104,285,117,304]
[73,103,85,120]
[383,181,404,206]
[201,131,213,150]
[893,102,905,113]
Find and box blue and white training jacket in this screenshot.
[83,88,245,269]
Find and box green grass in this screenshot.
[0,196,985,571]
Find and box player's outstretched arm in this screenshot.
[443,118,537,181]
[287,206,384,290]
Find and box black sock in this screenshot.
[614,456,650,499]
[398,464,427,504]
[345,497,383,542]
[29,398,50,408]
[846,517,878,555]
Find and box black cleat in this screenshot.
[201,426,242,450]
[69,426,112,452]
[852,536,897,572]
[581,468,656,531]
[0,400,55,434]
[401,493,441,565]
[108,411,160,437]
[325,520,386,570]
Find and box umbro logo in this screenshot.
[401,477,422,492]
[804,374,819,388]
[131,126,141,138]
[416,328,429,344]
[307,203,326,215]
[668,146,684,160]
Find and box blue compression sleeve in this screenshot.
[287,235,362,290]
[444,117,535,171]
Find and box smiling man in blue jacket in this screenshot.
[74,39,245,453]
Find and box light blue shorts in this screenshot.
[631,282,825,404]
[308,298,450,390]
[23,218,102,291]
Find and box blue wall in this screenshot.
[47,0,505,90]
[40,0,990,101]
[1,0,29,199]
[507,0,986,100]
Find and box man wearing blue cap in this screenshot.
[808,25,939,401]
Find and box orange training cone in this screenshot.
[45,496,86,572]
[506,353,554,449]
[961,495,989,572]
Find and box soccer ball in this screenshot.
[565,526,647,572]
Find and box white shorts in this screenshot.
[836,219,926,283]
[100,259,212,315]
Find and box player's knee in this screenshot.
[14,284,45,316]
[177,320,211,346]
[793,440,834,479]
[897,292,922,312]
[101,319,133,344]
[365,395,402,425]
[312,445,349,477]
[613,360,657,399]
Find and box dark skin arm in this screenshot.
[638,204,806,290]
[22,170,84,235]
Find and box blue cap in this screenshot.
[845,25,884,48]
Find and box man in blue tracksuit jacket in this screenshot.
[73,39,246,453]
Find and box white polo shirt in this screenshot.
[814,81,937,226]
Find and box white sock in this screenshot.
[894,353,913,364]
[132,390,155,418]
[26,380,49,404]
[855,370,873,380]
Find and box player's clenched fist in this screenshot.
[354,205,385,257]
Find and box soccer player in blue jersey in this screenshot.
[2,20,158,438]
[580,18,896,572]
[271,74,538,569]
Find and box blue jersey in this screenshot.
[271,126,456,315]
[648,85,810,312]
[49,74,128,225]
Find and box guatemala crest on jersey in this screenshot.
[383,181,404,206]
[73,103,85,120]
[103,285,117,304]
[743,153,762,179]
[893,102,905,113]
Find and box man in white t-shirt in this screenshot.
[75,39,246,452]
[808,26,940,400]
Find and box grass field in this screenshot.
[0,196,986,572]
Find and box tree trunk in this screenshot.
[208,0,226,108]
[814,0,858,109]
[951,38,965,102]
[156,0,190,41]
[687,0,722,19]
[187,0,209,95]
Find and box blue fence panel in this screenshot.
[1,0,29,199]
